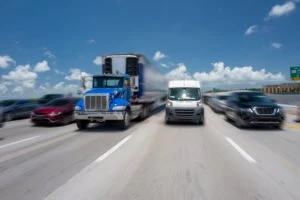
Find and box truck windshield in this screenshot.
[168,88,201,101]
[93,77,124,88]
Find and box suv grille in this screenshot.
[254,107,275,115]
[175,109,194,117]
[84,95,109,111]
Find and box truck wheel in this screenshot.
[76,120,89,130]
[121,109,130,130]
[138,105,149,121]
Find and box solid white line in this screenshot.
[95,135,132,163]
[0,135,40,149]
[225,136,257,164]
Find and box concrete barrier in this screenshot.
[296,105,300,122]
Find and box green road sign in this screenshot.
[290,66,300,81]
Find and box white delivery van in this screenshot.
[165,80,204,125]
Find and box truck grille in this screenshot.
[84,95,109,111]
[175,109,194,117]
[254,107,275,115]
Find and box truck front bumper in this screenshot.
[75,111,124,122]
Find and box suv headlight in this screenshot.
[276,108,283,114]
[240,108,253,113]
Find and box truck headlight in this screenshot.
[113,106,126,111]
[75,106,81,111]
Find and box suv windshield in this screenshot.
[237,93,273,103]
[168,88,201,101]
[93,77,124,88]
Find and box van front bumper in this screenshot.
[165,107,204,122]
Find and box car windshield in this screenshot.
[237,93,273,103]
[93,77,124,88]
[45,99,70,106]
[0,100,16,107]
[168,88,201,100]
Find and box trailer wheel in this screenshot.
[76,120,89,130]
[120,109,130,130]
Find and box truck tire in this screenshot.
[76,120,89,130]
[120,109,130,130]
[138,105,149,121]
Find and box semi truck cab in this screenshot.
[165,80,204,125]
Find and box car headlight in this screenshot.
[112,106,126,111]
[75,105,81,111]
[49,111,62,116]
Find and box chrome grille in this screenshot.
[84,95,109,111]
[174,109,194,117]
[254,107,275,115]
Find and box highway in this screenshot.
[0,105,300,200]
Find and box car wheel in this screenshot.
[234,117,245,129]
[76,120,89,130]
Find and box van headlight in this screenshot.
[166,101,173,107]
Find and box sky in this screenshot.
[1,0,300,99]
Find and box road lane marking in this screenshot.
[95,135,132,163]
[0,135,40,149]
[285,123,300,130]
[225,136,257,164]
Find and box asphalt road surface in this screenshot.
[0,106,300,200]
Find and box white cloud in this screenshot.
[44,51,56,59]
[245,25,258,35]
[265,1,296,20]
[153,51,167,61]
[34,60,50,72]
[88,39,96,44]
[93,56,103,65]
[2,65,38,95]
[54,69,65,75]
[65,68,90,81]
[161,63,169,68]
[0,55,15,68]
[0,84,8,95]
[165,63,192,80]
[271,42,282,49]
[193,62,284,87]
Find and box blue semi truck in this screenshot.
[74,53,167,130]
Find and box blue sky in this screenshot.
[1,0,300,98]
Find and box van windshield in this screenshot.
[168,88,201,101]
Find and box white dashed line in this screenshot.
[225,136,257,164]
[0,135,40,149]
[95,135,132,163]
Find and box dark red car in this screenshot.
[31,97,80,125]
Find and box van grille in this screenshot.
[174,109,194,117]
[84,95,109,111]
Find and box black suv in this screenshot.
[225,91,285,129]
